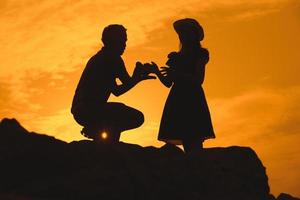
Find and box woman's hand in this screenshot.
[146,62,173,88]
[160,66,174,78]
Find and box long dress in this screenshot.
[158,48,215,145]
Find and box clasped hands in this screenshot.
[133,61,172,81]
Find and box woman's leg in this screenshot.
[182,138,203,154]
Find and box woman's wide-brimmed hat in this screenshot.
[173,18,204,41]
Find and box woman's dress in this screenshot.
[158,48,215,145]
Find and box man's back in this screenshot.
[71,48,124,116]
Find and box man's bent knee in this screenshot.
[123,108,144,130]
[135,110,144,127]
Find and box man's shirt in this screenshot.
[71,47,125,115]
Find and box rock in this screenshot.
[0,118,298,200]
[278,193,300,200]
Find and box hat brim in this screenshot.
[173,18,204,41]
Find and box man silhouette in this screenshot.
[71,24,155,143]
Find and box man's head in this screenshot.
[101,24,127,55]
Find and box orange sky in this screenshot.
[1,0,300,197]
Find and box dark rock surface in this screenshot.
[0,118,297,200]
[277,193,300,200]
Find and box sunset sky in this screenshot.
[1,0,300,197]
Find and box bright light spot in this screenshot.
[101,132,108,140]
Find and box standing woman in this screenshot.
[154,18,215,153]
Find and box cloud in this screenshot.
[0,69,81,125]
[0,76,42,120]
[0,0,294,75]
[208,86,300,145]
[1,0,298,143]
[28,108,85,142]
[0,0,295,112]
[1,0,296,130]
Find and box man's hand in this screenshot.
[143,62,159,74]
[133,62,156,82]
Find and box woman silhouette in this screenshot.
[153,18,215,153]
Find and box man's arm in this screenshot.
[111,62,155,96]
